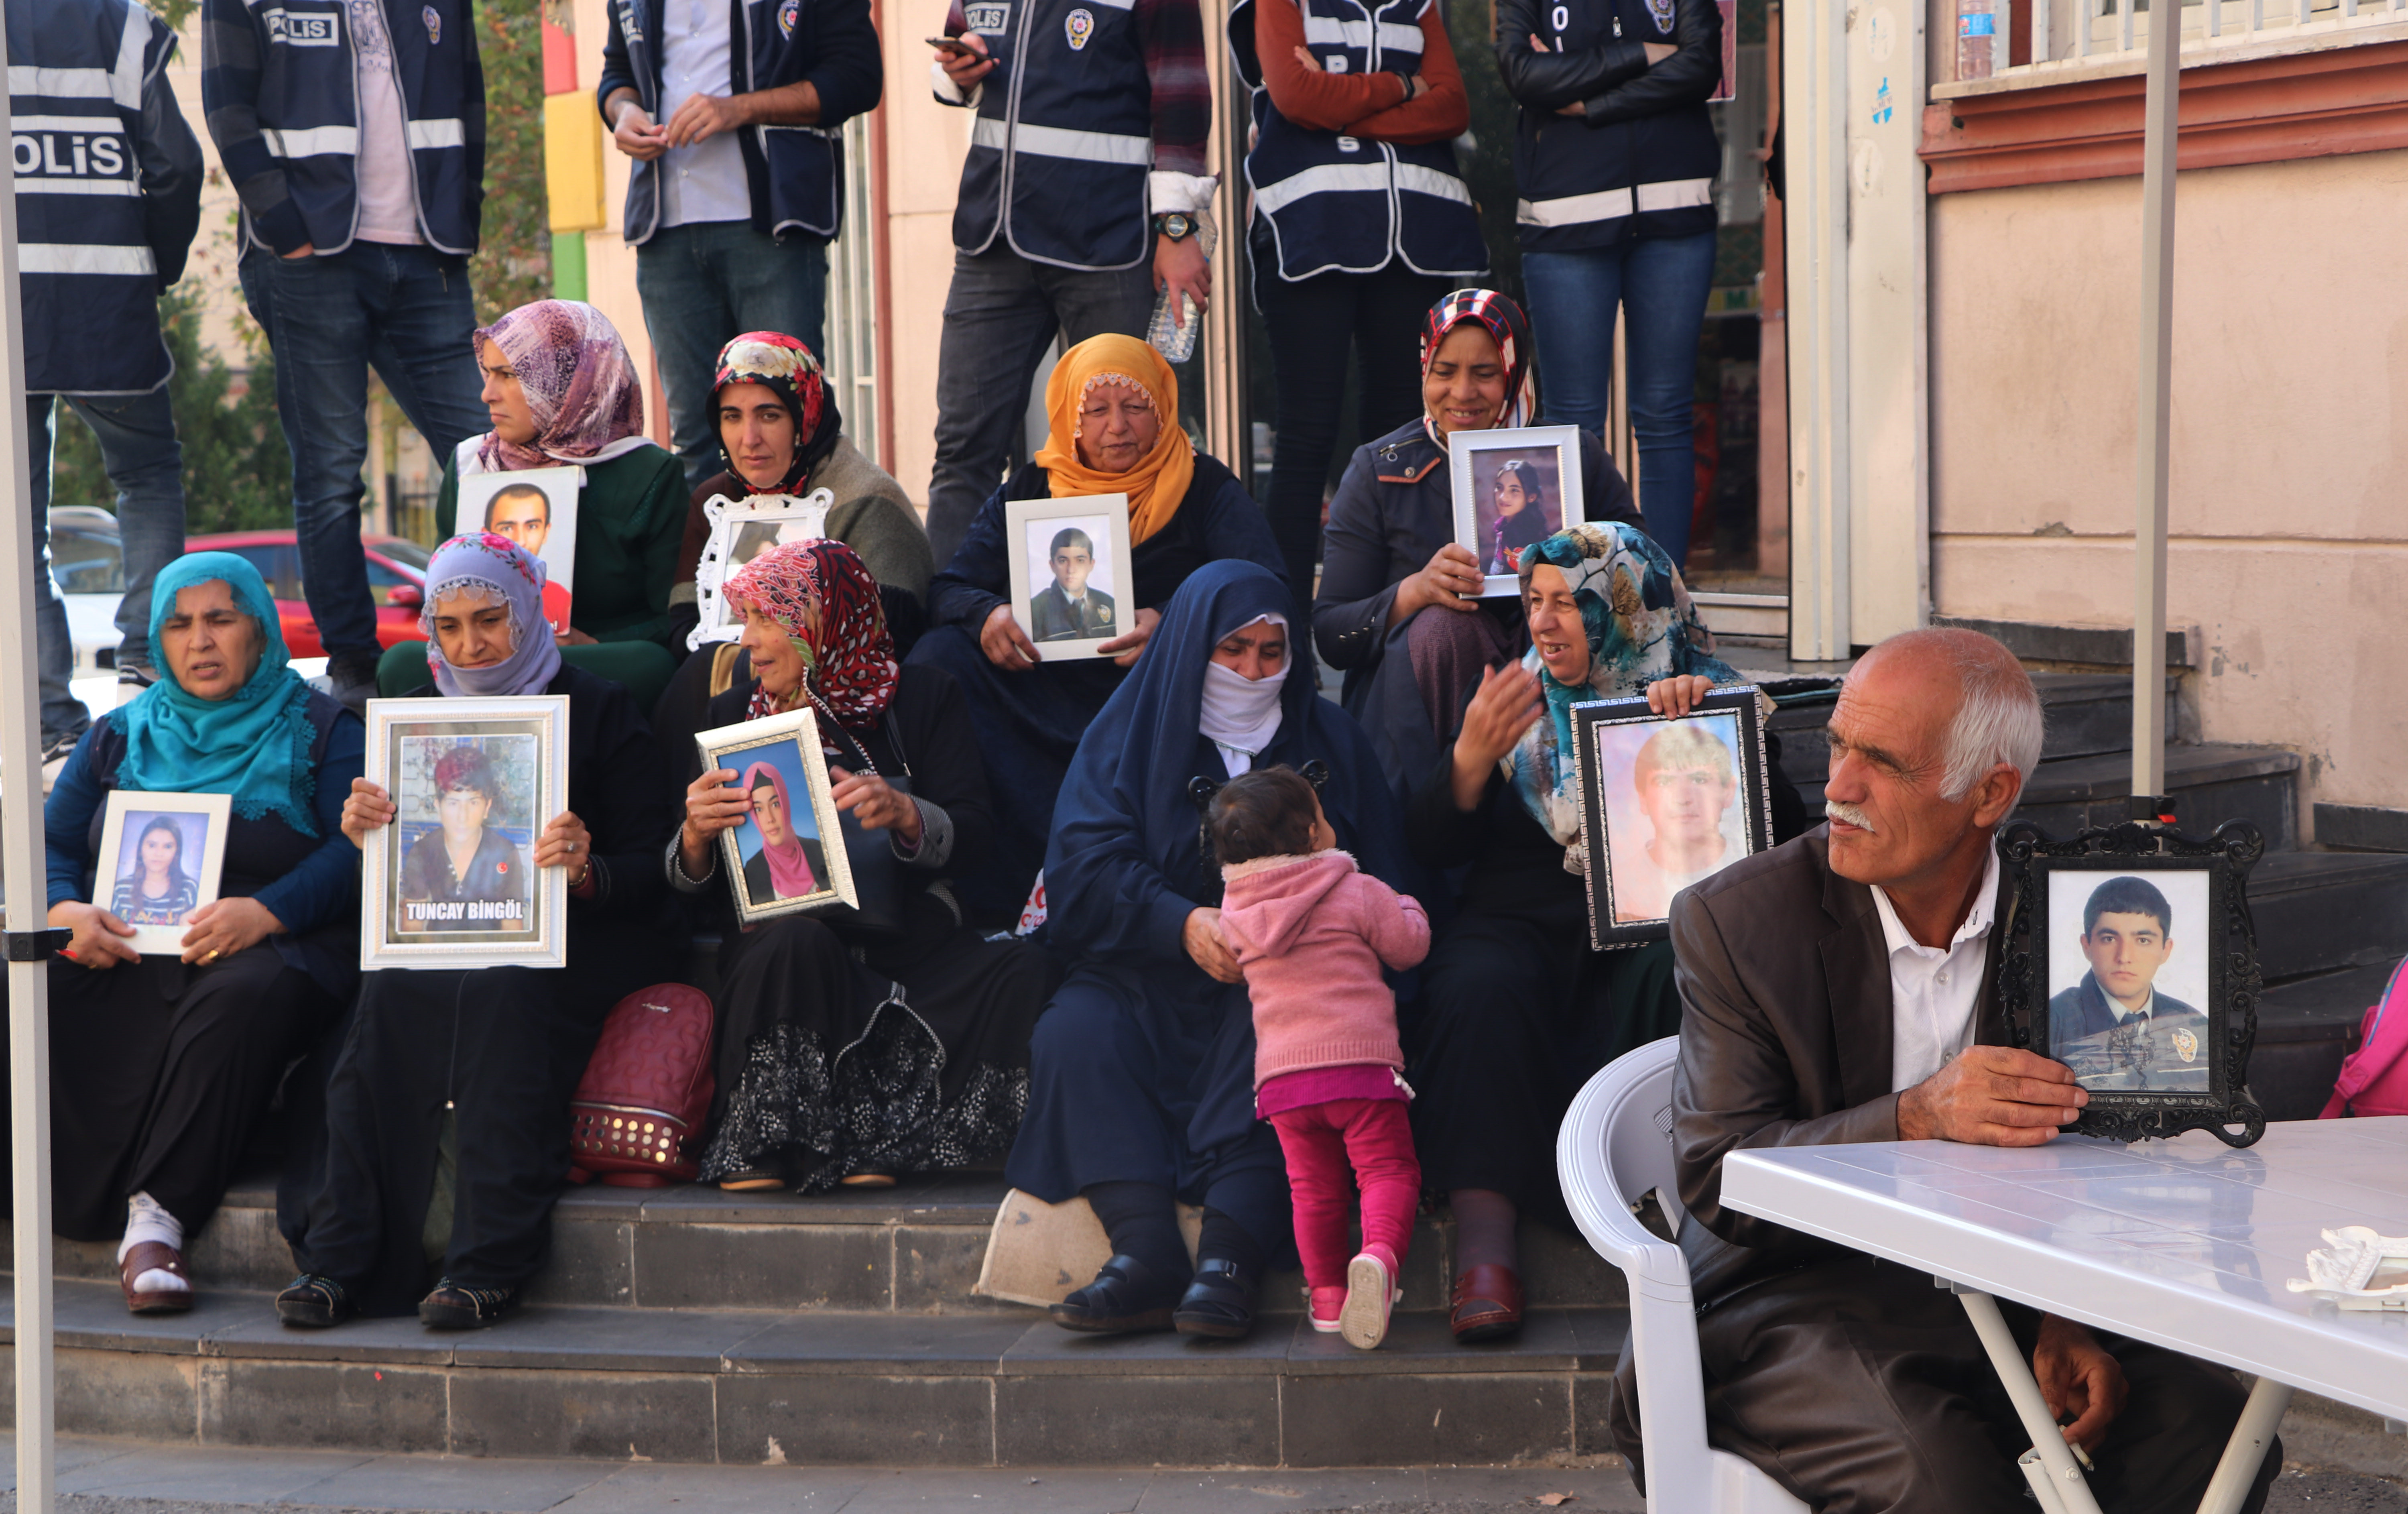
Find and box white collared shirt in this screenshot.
[658,0,751,228]
[1875,847,2002,1094]
[2110,987,2156,1024]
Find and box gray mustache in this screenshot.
[1824,800,1877,833]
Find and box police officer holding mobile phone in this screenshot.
[920,0,1219,565]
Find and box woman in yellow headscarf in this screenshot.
[910,334,1286,921]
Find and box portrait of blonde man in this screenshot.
[1608,718,1743,924]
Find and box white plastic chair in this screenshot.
[1557,1036,1810,1514]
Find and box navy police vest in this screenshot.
[8,0,175,395]
[952,0,1155,271]
[1512,0,1720,252]
[1230,0,1487,284]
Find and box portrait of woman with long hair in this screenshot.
[111,814,200,928]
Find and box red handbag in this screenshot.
[566,983,716,1188]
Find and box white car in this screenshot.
[47,505,127,677]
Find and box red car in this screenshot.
[186,531,432,658]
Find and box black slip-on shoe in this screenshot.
[419,1278,521,1330]
[1172,1256,1259,1340]
[1048,1253,1186,1335]
[276,1274,355,1329]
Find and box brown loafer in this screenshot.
[1449,1262,1523,1343]
[120,1240,195,1315]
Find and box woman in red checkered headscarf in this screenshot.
[667,540,1051,1197]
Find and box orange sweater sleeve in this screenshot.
[1346,8,1471,144]
[1257,0,1410,134]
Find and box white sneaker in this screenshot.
[1341,1244,1401,1350]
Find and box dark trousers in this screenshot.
[239,243,486,663]
[1631,1254,2280,1514]
[1255,262,1452,621]
[0,946,325,1241]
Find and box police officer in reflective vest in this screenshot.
[920,0,1219,564]
[7,0,203,757]
[1229,0,1487,615]
[1497,0,1722,565]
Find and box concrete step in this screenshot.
[2250,851,2408,982]
[1769,673,2180,794]
[2250,962,2390,1121]
[0,1279,1630,1469]
[8,1174,1629,1321]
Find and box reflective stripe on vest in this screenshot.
[971,115,1153,167]
[1515,176,1712,227]
[263,124,358,157]
[18,242,157,276]
[407,117,466,151]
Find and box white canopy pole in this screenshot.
[2131,0,2179,809]
[0,10,62,1510]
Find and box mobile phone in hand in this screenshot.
[927,35,972,55]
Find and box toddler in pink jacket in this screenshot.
[1210,767,1430,1349]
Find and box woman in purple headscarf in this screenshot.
[276,534,684,1333]
[430,300,689,653]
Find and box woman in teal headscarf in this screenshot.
[5,553,363,1317]
[1399,523,1804,1346]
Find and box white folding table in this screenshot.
[1720,1119,2408,1514]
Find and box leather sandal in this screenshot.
[1172,1257,1259,1340]
[1449,1263,1524,1343]
[119,1241,194,1315]
[1049,1253,1184,1335]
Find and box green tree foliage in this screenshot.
[471,0,552,324]
[46,285,294,535]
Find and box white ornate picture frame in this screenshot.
[689,487,835,649]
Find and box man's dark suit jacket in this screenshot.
[2049,972,2202,1040]
[1669,826,2016,1306]
[1030,583,1117,642]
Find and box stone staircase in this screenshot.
[0,1173,1633,1467]
[1765,672,2408,1119]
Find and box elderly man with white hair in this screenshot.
[1606,627,2277,1514]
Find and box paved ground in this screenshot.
[0,1439,2398,1514]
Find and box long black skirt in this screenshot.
[700,893,1054,1192]
[1404,902,1678,1219]
[0,946,327,1241]
[287,928,672,1316]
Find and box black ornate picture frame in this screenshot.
[1996,819,2267,1147]
[1572,686,1775,949]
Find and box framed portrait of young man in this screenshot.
[1447,425,1586,597]
[688,488,835,650]
[95,791,233,955]
[694,707,858,926]
[1572,687,1775,948]
[1002,493,1135,662]
[458,467,582,637]
[360,696,570,971]
[1998,819,2267,1145]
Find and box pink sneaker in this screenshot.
[1342,1242,1401,1349]
[1309,1285,1346,1333]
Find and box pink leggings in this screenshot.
[1268,1099,1422,1289]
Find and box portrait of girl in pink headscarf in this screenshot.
[736,759,826,905]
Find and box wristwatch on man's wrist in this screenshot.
[1153,212,1196,243]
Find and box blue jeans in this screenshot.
[26,389,186,741]
[923,245,1155,567]
[240,243,486,664]
[1522,231,1717,566]
[635,221,829,492]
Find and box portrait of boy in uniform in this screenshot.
[1028,524,1117,643]
[2048,873,2212,1093]
[397,743,535,932]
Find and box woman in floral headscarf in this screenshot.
[277,533,682,1332]
[1311,289,1645,798]
[432,300,689,653]
[910,334,1284,922]
[669,331,931,653]
[1399,523,1804,1347]
[668,539,1052,1194]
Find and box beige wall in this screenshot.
[878,28,978,504]
[1927,147,2408,813]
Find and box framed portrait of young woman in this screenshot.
[95,791,232,955]
[360,696,569,971]
[694,706,858,926]
[1448,425,1586,596]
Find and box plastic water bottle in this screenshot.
[1147,284,1202,364]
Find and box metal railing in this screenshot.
[1971,0,2403,76]
[823,114,882,472]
